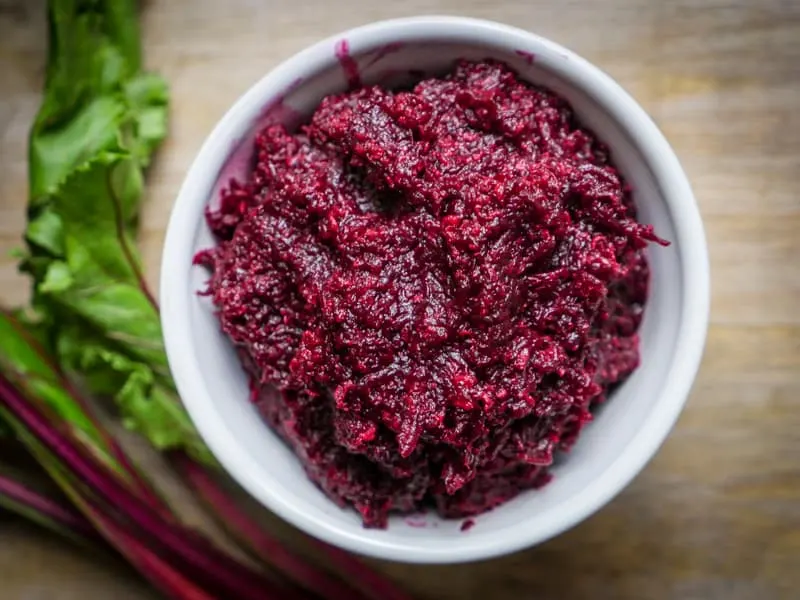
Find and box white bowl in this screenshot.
[161,16,709,564]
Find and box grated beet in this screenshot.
[199,60,664,528]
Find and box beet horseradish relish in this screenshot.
[198,60,665,528]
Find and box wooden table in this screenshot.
[1,1,799,598]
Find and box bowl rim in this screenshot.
[160,15,710,563]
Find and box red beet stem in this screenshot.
[173,450,367,600]
[79,496,220,600]
[308,540,415,600]
[0,373,297,600]
[0,471,101,543]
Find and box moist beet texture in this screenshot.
[200,60,663,528]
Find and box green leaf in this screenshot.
[30,95,127,200]
[18,0,212,466]
[35,0,138,132]
[30,0,157,203]
[101,0,142,72]
[123,73,169,165]
[55,322,210,463]
[120,371,211,461]
[48,153,143,282]
[40,261,73,294]
[25,208,65,256]
[0,312,104,450]
[34,154,166,370]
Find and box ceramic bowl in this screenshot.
[161,16,709,564]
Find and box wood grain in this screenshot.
[1,1,799,598]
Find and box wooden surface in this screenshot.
[2,0,799,598]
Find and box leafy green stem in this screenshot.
[105,165,158,310]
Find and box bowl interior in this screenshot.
[168,20,695,563]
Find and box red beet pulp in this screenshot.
[199,60,664,528]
